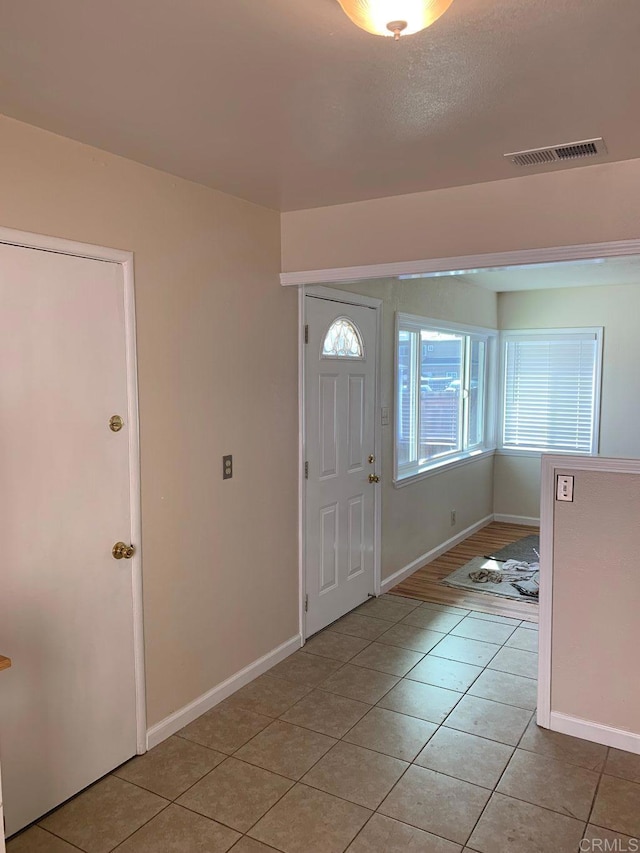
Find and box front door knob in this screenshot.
[368,473,380,484]
[112,541,135,560]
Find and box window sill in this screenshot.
[394,448,496,489]
[496,448,596,458]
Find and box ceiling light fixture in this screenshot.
[337,0,454,40]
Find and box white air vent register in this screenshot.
[505,137,607,167]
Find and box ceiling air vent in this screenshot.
[505,138,607,167]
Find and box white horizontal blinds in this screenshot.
[503,332,599,453]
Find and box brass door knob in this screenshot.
[368,473,380,484]
[112,542,136,560]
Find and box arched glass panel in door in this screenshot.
[321,317,364,359]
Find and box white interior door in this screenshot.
[305,295,378,636]
[0,243,139,836]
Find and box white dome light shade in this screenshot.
[337,0,454,38]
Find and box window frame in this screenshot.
[321,315,365,360]
[394,313,498,486]
[497,326,604,457]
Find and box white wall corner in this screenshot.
[380,514,494,594]
[146,634,302,750]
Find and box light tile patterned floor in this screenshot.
[8,593,640,853]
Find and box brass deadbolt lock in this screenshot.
[112,542,135,560]
[109,415,124,433]
[368,454,375,464]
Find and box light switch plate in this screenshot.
[556,474,574,502]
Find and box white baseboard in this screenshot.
[380,514,494,594]
[146,634,302,750]
[548,711,640,755]
[493,514,540,527]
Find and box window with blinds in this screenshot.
[501,329,603,454]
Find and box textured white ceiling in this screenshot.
[0,0,639,211]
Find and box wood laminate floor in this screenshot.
[390,521,539,624]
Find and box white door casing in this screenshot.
[0,240,142,835]
[304,295,379,636]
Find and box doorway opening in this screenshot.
[295,240,640,733]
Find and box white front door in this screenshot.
[0,243,139,836]
[304,295,379,636]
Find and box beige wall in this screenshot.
[496,283,640,519]
[493,455,542,521]
[322,276,497,580]
[0,114,298,727]
[282,157,640,273]
[551,467,640,735]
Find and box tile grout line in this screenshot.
[17,825,87,852]
[316,600,543,848]
[108,800,174,852]
[227,602,538,743]
[172,655,427,844]
[173,752,295,841]
[23,538,626,853]
[19,598,550,851]
[54,658,605,844]
[193,586,536,846]
[335,809,378,853]
[459,700,599,846]
[161,600,542,849]
[41,795,173,853]
[212,699,613,845]
[421,659,535,848]
[116,694,344,847]
[206,629,480,850]
[286,603,537,850]
[580,750,608,841]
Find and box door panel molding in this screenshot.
[0,224,146,755]
[347,495,365,579]
[347,375,365,471]
[320,503,339,592]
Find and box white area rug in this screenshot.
[441,556,539,603]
